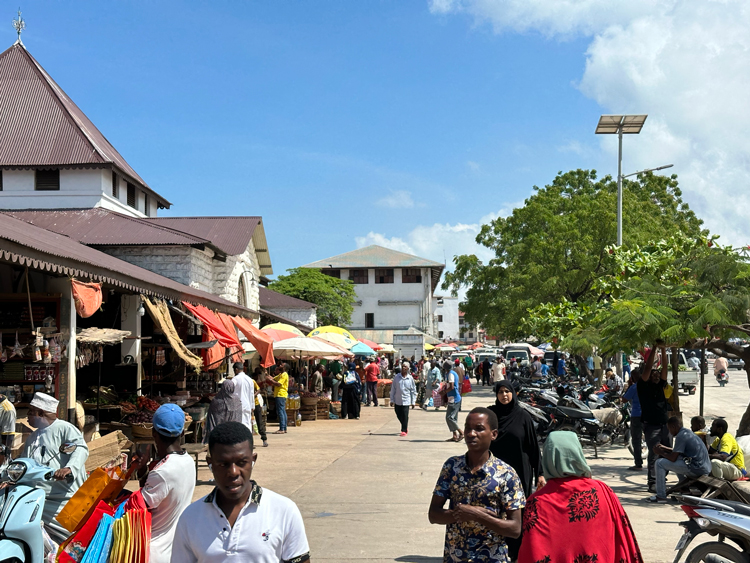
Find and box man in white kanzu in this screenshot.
[132,404,196,563]
[21,392,88,543]
[171,421,310,563]
[231,361,255,433]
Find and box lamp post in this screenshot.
[595,114,648,245]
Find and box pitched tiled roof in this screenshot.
[6,209,210,248]
[259,286,316,309]
[148,217,272,274]
[0,212,257,317]
[0,43,170,208]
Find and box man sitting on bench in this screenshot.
[709,418,747,481]
[649,416,712,503]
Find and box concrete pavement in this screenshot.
[186,370,750,562]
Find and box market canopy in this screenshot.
[379,344,397,353]
[424,343,435,351]
[261,327,301,342]
[142,296,202,372]
[232,316,275,368]
[357,338,382,351]
[308,326,358,349]
[182,302,242,349]
[270,336,351,360]
[351,342,376,356]
[263,323,305,337]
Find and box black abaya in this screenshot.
[488,380,543,561]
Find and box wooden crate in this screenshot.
[300,406,317,421]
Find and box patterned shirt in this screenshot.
[433,454,526,563]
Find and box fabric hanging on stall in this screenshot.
[141,297,203,372]
[181,302,242,349]
[202,326,226,370]
[231,316,275,368]
[217,313,243,364]
[71,280,103,318]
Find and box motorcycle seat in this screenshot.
[712,499,750,518]
[557,406,594,419]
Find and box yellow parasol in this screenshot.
[424,343,435,351]
[308,326,358,349]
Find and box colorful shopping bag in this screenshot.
[461,375,472,395]
[57,501,115,563]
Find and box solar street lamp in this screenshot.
[595,114,648,246]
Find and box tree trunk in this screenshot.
[737,364,750,436]
[574,355,591,382]
[670,346,680,414]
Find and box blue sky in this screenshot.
[11,1,749,278]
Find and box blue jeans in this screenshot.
[655,457,695,498]
[275,397,287,431]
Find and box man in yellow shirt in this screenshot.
[266,364,289,434]
[709,418,746,480]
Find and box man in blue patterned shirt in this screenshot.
[429,407,525,563]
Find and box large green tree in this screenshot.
[442,169,705,340]
[527,235,750,435]
[269,268,356,327]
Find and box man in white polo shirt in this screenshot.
[171,421,310,563]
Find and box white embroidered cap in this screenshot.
[30,392,59,413]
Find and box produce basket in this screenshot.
[301,396,318,407]
[130,423,154,439]
[185,405,208,421]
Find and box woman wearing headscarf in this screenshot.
[488,380,543,560]
[340,362,362,420]
[518,431,643,563]
[203,379,242,443]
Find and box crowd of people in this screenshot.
[13,344,747,563]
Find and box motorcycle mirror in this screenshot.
[40,445,47,458]
[59,443,77,455]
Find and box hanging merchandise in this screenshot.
[155,347,166,366]
[33,344,41,362]
[10,332,24,359]
[98,345,104,363]
[71,280,103,318]
[0,332,6,363]
[50,338,61,363]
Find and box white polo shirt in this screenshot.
[171,483,310,563]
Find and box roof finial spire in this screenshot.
[12,8,25,45]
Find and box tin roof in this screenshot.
[0,211,258,317]
[148,216,273,274]
[303,245,444,269]
[302,245,444,293]
[259,286,316,309]
[6,208,210,248]
[0,43,170,208]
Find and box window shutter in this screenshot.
[112,172,118,198]
[144,194,150,216]
[35,169,59,191]
[0,170,3,191]
[127,183,136,208]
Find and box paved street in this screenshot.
[186,370,750,562]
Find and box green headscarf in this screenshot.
[542,431,592,479]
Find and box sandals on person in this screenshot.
[273,430,286,434]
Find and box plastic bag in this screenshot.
[461,376,472,395]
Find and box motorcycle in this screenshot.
[0,442,78,563]
[716,369,729,387]
[672,494,750,563]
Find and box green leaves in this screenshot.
[444,169,705,341]
[269,268,357,327]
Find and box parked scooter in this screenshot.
[716,369,730,387]
[672,494,750,563]
[0,442,78,563]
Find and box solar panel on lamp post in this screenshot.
[595,114,648,246]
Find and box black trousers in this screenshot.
[394,404,410,432]
[630,416,643,467]
[644,422,672,485]
[340,387,360,419]
[254,404,267,442]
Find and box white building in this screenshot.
[302,245,444,336]
[432,295,460,341]
[0,41,274,313]
[259,286,317,330]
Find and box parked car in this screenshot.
[727,356,745,370]
[667,350,699,395]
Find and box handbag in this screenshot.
[344,371,357,385]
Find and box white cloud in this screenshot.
[377,189,416,209]
[354,232,416,254]
[430,0,750,245]
[466,160,481,173]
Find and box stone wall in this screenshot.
[265,307,317,329]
